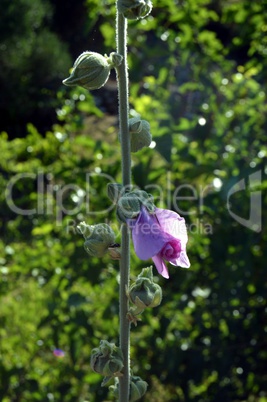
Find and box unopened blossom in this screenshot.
[127,206,190,278]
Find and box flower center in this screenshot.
[161,239,181,260]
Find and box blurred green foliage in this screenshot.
[1,0,267,401]
[0,0,71,136]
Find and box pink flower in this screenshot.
[53,349,65,358]
[127,206,190,278]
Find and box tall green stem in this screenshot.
[116,12,131,186]
[116,8,131,402]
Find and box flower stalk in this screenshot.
[115,8,131,402]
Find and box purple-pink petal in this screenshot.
[152,254,169,278]
[168,250,190,268]
[127,205,190,278]
[155,208,188,249]
[127,207,172,260]
[160,239,181,259]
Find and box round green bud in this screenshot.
[129,375,148,401]
[118,0,153,20]
[78,222,116,258]
[90,340,124,378]
[130,119,152,152]
[129,267,162,310]
[63,51,112,90]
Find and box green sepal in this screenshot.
[117,0,153,20]
[116,189,155,222]
[107,183,125,203]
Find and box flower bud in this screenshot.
[129,119,152,152]
[117,0,153,20]
[109,52,123,68]
[132,189,155,213]
[110,375,148,401]
[117,192,141,222]
[116,189,155,222]
[129,375,148,401]
[63,51,114,90]
[77,222,116,257]
[77,221,93,238]
[90,340,124,381]
[107,183,124,203]
[129,117,142,133]
[129,266,162,311]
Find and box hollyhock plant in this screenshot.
[127,206,190,278]
[70,0,191,397]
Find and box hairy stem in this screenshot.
[116,13,131,186]
[116,8,131,402]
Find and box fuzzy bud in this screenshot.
[90,340,124,381]
[107,183,124,203]
[116,189,155,222]
[132,189,155,213]
[129,118,152,152]
[109,52,123,68]
[117,192,141,222]
[110,375,147,401]
[77,222,116,257]
[129,117,142,132]
[129,267,162,311]
[118,0,153,20]
[129,375,148,401]
[63,51,118,90]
